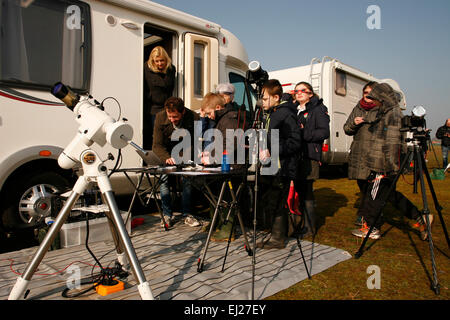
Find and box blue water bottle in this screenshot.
[222,150,230,173]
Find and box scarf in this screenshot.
[359,98,377,111]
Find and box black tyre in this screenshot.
[1,171,71,231]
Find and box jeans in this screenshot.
[442,145,449,168]
[160,174,193,218]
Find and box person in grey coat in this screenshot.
[347,83,432,240]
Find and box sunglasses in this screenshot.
[290,89,311,95]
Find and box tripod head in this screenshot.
[51,82,141,169]
[244,61,267,130]
[400,105,430,150]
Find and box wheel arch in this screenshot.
[0,146,75,196]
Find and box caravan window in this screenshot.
[0,0,91,91]
[193,43,205,97]
[335,69,347,96]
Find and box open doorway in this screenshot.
[142,23,177,150]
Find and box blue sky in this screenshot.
[152,0,450,136]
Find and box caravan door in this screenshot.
[184,33,219,110]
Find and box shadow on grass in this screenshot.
[363,205,449,289]
[319,165,348,180]
[315,187,348,232]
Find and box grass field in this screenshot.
[268,147,449,300]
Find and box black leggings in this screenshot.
[358,175,420,229]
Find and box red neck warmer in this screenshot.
[359,98,377,110]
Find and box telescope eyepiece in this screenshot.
[51,82,80,110]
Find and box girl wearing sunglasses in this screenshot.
[293,82,330,237]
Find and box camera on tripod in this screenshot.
[400,106,429,143]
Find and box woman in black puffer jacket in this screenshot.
[143,46,176,149]
[293,82,330,236]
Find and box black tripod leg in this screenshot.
[420,151,450,249]
[148,174,168,231]
[416,148,440,295]
[413,157,418,194]
[221,212,238,273]
[197,181,227,273]
[289,213,311,279]
[355,150,412,259]
[229,182,252,255]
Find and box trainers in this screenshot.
[412,214,433,241]
[352,223,381,240]
[184,215,201,227]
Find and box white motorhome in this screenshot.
[269,56,406,165]
[0,0,255,232]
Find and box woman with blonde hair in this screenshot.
[143,46,176,149]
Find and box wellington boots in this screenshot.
[302,200,316,237]
[257,213,287,249]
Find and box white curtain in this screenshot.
[61,7,83,88]
[0,0,30,82]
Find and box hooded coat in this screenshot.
[361,83,404,175]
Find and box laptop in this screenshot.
[136,149,164,166]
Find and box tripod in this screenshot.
[220,175,253,272]
[8,149,154,300]
[197,177,252,273]
[354,136,450,295]
[9,82,155,299]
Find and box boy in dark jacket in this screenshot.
[257,80,302,249]
[200,92,249,165]
[199,92,249,241]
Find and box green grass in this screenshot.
[267,149,450,300]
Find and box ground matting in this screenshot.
[0,214,352,300]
